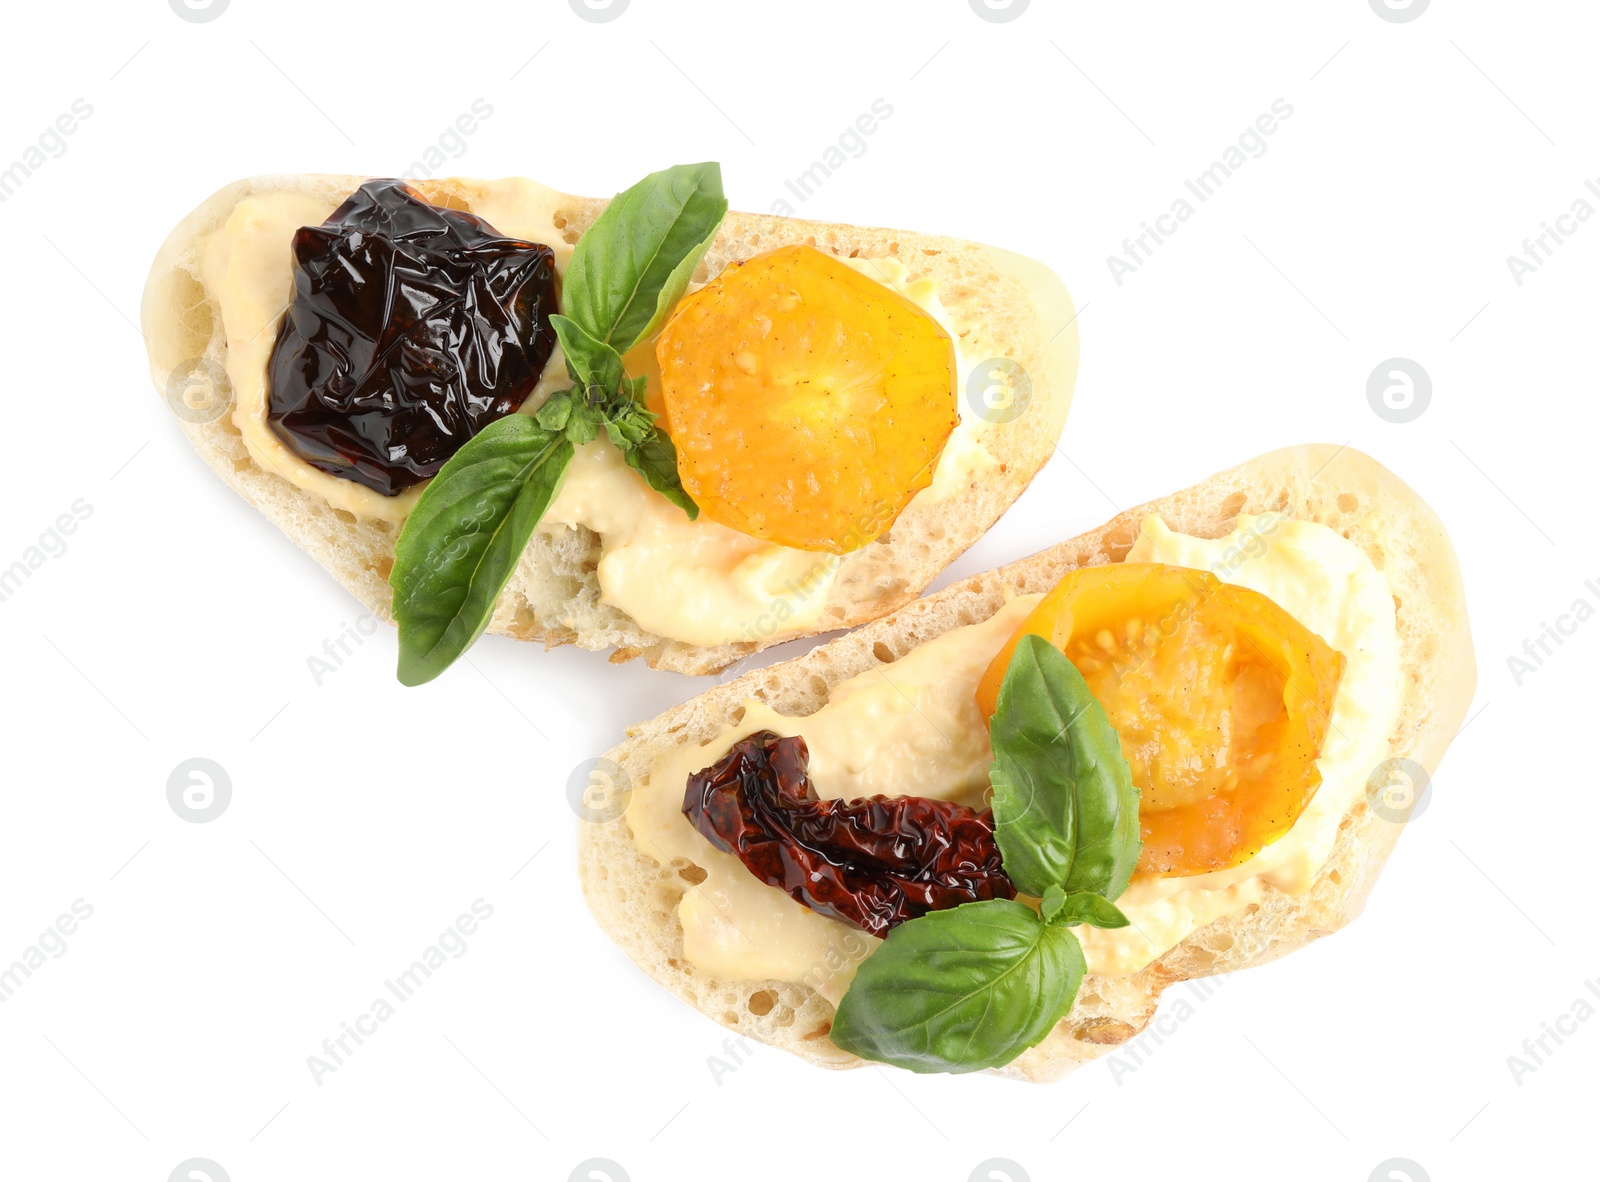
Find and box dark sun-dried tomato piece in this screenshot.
[267,179,558,495]
[683,731,1014,937]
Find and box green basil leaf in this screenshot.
[988,633,1141,901]
[602,397,655,449]
[563,400,603,447]
[1041,888,1130,930]
[550,313,624,394]
[622,428,698,520]
[389,415,573,686]
[830,899,1086,1074]
[563,162,727,353]
[532,388,575,433]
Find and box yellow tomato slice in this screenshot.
[654,245,958,553]
[976,564,1346,877]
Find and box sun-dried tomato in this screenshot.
[682,731,1015,937]
[267,179,558,495]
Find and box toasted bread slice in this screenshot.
[140,174,1078,675]
[578,444,1475,1081]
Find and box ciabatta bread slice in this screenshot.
[140,174,1078,675]
[578,443,1475,1081]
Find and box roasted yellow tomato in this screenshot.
[976,564,1346,877]
[654,245,958,553]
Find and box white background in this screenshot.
[0,1,1593,1179]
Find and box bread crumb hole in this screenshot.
[872,641,894,663]
[729,705,746,724]
[373,557,394,579]
[1328,869,1342,884]
[1337,493,1358,513]
[1102,523,1136,560]
[722,1011,739,1026]
[800,1024,832,1041]
[746,990,776,1016]
[678,864,707,885]
[1075,1020,1137,1046]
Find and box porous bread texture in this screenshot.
[140,174,1078,675]
[578,444,1477,1082]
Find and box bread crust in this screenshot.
[140,174,1079,675]
[577,444,1476,1081]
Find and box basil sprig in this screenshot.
[830,635,1141,1074]
[388,163,728,686]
